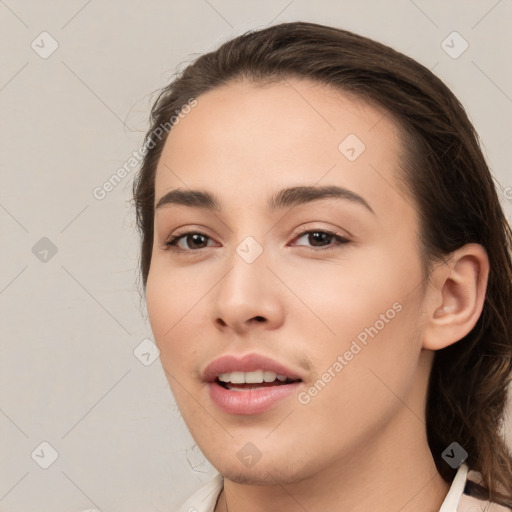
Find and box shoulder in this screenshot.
[457,468,512,512]
[439,463,511,512]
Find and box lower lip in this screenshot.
[207,381,302,415]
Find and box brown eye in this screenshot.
[294,229,350,250]
[164,232,212,251]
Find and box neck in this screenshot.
[215,423,450,512]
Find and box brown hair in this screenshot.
[133,21,512,505]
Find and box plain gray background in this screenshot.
[1,1,511,511]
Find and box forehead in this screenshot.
[154,78,412,219]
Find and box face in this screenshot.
[146,78,432,485]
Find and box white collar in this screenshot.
[177,473,224,511]
[438,462,469,512]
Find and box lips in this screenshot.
[202,353,305,415]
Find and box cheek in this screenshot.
[146,271,205,416]
[283,247,417,342]
[145,269,169,341]
[295,295,423,453]
[146,265,193,362]
[303,267,424,419]
[291,247,424,390]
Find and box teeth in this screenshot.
[245,370,263,383]
[217,370,291,384]
[229,371,245,384]
[263,371,277,382]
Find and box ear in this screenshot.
[422,243,490,351]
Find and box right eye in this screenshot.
[163,231,216,253]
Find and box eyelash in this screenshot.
[162,227,350,254]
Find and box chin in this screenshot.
[213,456,314,486]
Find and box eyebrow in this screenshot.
[155,185,375,215]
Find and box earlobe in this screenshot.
[422,243,489,351]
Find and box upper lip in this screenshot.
[202,353,304,383]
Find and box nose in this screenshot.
[212,246,285,334]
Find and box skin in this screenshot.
[145,78,489,512]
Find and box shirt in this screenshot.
[176,462,511,512]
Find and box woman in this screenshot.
[133,21,512,511]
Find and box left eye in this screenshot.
[163,229,350,253]
[294,229,350,250]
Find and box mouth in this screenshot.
[215,370,302,391]
[202,353,305,415]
